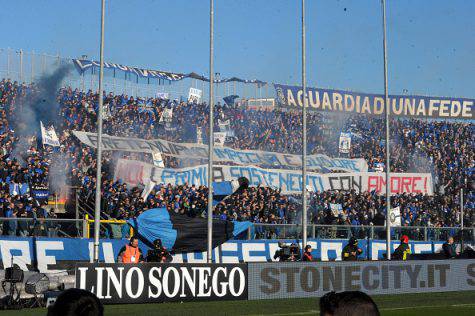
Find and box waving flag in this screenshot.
[40,121,60,147]
[128,208,252,253]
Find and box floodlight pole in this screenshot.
[93,0,106,262]
[207,0,215,263]
[381,0,391,260]
[460,188,464,250]
[301,0,308,248]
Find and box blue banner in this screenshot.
[31,184,49,203]
[274,84,474,120]
[73,59,266,85]
[0,237,446,273]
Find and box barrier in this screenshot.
[74,260,475,303]
[0,237,460,273]
[247,260,475,299]
[76,263,248,304]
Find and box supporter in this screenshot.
[0,78,473,239]
[302,245,314,261]
[442,236,458,258]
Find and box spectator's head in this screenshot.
[153,238,163,249]
[448,236,454,244]
[129,235,139,248]
[305,245,312,253]
[47,288,103,316]
[319,291,380,316]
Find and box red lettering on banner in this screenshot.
[367,175,429,195]
[390,177,400,194]
[401,177,412,193]
[368,176,380,193]
[411,177,422,193]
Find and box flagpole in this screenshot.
[93,0,106,262]
[207,0,215,263]
[301,0,308,249]
[381,0,391,260]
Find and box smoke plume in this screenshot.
[13,64,71,137]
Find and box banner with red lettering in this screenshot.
[114,159,433,196]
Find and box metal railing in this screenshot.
[84,214,133,240]
[0,217,134,240]
[0,217,86,238]
[250,223,475,242]
[1,215,472,243]
[0,47,274,101]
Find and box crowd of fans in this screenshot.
[0,77,473,239]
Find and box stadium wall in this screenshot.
[74,260,475,304]
[0,237,451,273]
[247,260,475,299]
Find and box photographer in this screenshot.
[146,239,173,263]
[273,242,301,262]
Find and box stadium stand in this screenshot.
[0,78,473,238]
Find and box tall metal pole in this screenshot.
[6,48,10,78]
[19,49,24,83]
[460,188,464,250]
[93,0,106,262]
[301,0,308,248]
[381,0,391,260]
[207,0,215,263]
[31,51,35,83]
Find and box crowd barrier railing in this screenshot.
[1,217,472,243]
[251,223,475,243]
[84,214,134,239]
[0,217,85,238]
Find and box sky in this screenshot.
[1,0,474,98]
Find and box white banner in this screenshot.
[159,108,173,124]
[188,88,202,103]
[151,151,164,168]
[156,92,169,99]
[214,132,227,147]
[330,203,343,217]
[339,132,351,154]
[40,121,60,147]
[73,131,368,173]
[141,180,156,200]
[114,159,433,195]
[389,206,401,226]
[196,127,203,144]
[218,119,230,132]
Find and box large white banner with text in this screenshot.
[114,159,433,195]
[74,131,368,172]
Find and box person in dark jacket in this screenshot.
[302,245,314,262]
[442,236,458,258]
[342,237,363,261]
[146,239,172,263]
[392,235,411,260]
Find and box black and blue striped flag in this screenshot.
[128,208,252,253]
